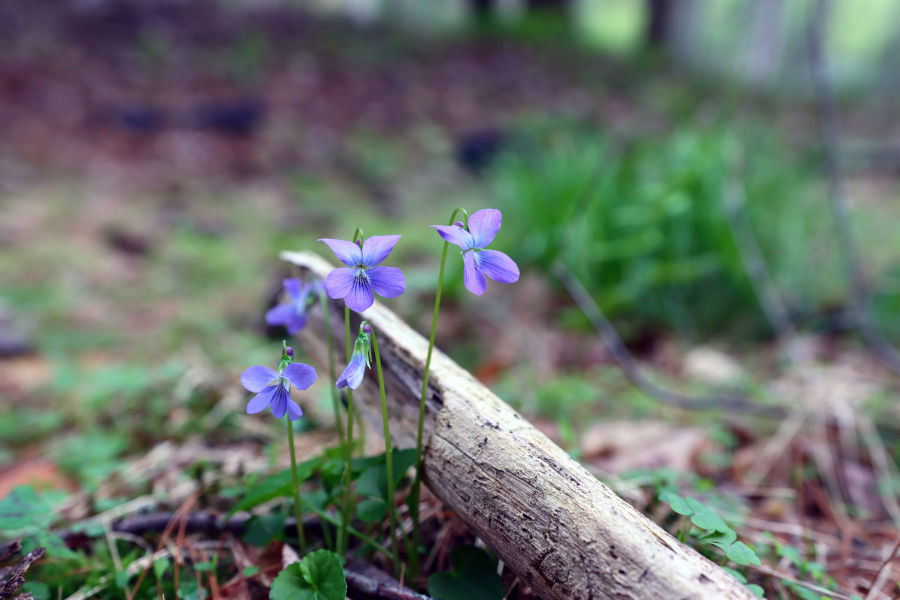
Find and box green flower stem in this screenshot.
[299,500,392,560]
[370,330,401,577]
[319,291,344,445]
[678,518,692,542]
[408,207,467,577]
[319,511,333,551]
[286,418,307,555]
[338,305,355,555]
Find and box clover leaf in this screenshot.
[270,550,346,600]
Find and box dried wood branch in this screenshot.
[281,249,759,600]
[345,558,436,600]
[0,546,44,600]
[0,539,21,564]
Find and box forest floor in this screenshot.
[1,2,899,599]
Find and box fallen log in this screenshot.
[281,250,757,600]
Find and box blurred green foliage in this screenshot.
[492,120,833,339]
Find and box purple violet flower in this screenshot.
[431,208,520,295]
[241,361,316,421]
[336,323,372,390]
[318,235,406,313]
[265,279,323,335]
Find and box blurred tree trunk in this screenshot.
[744,0,783,86]
[645,0,671,48]
[526,0,569,13]
[469,0,496,22]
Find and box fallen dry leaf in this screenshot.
[580,420,707,474]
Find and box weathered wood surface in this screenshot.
[281,250,756,600]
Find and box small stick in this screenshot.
[0,546,45,600]
[864,536,900,600]
[553,259,785,416]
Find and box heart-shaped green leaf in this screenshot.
[356,498,388,523]
[270,550,346,600]
[685,497,730,533]
[659,491,693,516]
[725,541,761,566]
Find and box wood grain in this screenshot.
[281,250,757,600]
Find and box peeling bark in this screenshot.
[281,250,757,600]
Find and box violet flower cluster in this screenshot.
[241,209,518,418]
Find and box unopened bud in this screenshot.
[362,323,372,335]
[285,346,294,357]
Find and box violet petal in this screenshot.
[286,313,308,335]
[246,385,277,414]
[265,303,295,327]
[336,352,366,390]
[283,362,317,390]
[476,249,519,284]
[283,278,304,301]
[241,365,279,393]
[368,266,406,298]
[325,267,356,299]
[432,225,474,250]
[286,398,303,421]
[463,251,487,295]
[468,208,502,249]
[269,386,289,419]
[318,238,363,267]
[361,235,401,268]
[345,277,375,313]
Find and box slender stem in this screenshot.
[299,500,392,560]
[286,419,307,555]
[320,290,344,444]
[338,306,355,555]
[371,331,401,577]
[320,511,333,552]
[408,208,465,577]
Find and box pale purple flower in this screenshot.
[241,362,316,420]
[336,351,367,390]
[265,279,323,335]
[336,323,372,390]
[318,236,406,312]
[431,209,519,295]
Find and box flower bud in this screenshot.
[285,346,294,357]
[362,323,372,335]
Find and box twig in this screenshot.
[344,558,435,600]
[0,539,21,564]
[753,563,855,600]
[857,416,900,528]
[553,259,785,416]
[743,408,807,487]
[807,0,900,375]
[864,536,900,600]
[723,153,797,341]
[65,542,224,600]
[0,546,44,600]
